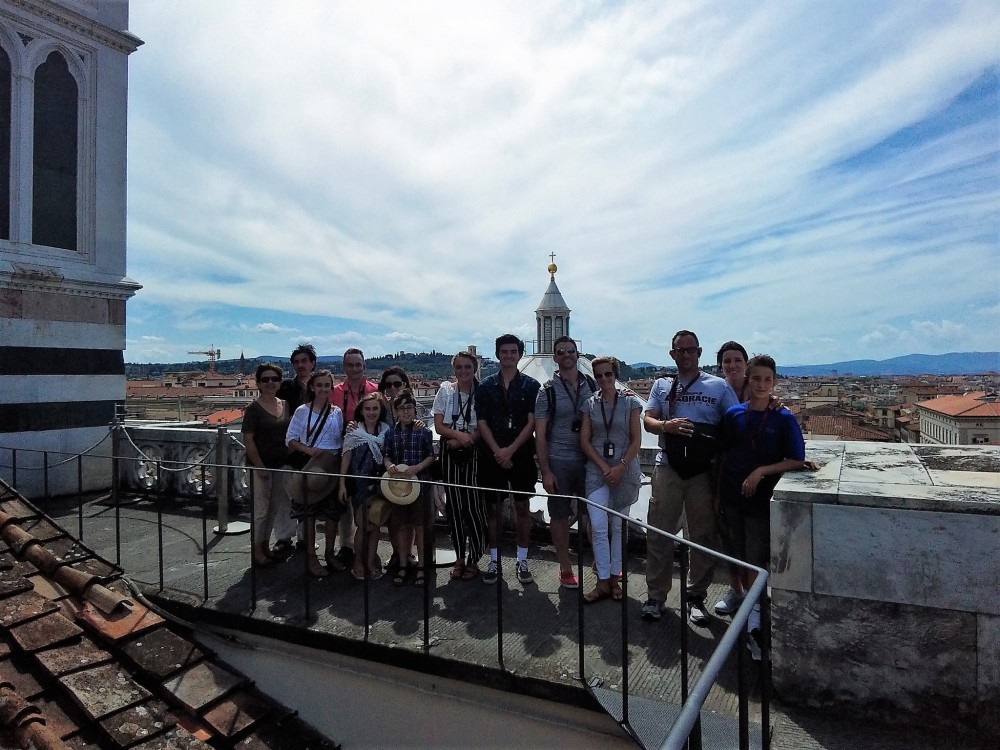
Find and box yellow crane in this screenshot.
[188,347,221,373]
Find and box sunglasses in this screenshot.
[671,347,700,356]
[555,348,577,355]
[386,380,404,388]
[595,371,616,380]
[258,376,281,383]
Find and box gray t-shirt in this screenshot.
[534,372,597,463]
[583,391,643,510]
[644,371,738,466]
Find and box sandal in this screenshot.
[351,567,366,581]
[413,568,425,587]
[584,580,612,604]
[610,575,624,601]
[270,539,294,557]
[450,563,466,580]
[308,558,329,578]
[462,564,480,581]
[393,567,407,586]
[368,567,384,581]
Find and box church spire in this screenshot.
[535,255,570,354]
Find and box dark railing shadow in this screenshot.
[2,437,770,750]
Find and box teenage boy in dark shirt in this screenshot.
[719,354,805,659]
[475,334,541,585]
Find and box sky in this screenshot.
[123,1,1000,368]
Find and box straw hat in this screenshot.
[380,466,420,505]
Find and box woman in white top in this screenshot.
[286,369,345,578]
[432,352,487,581]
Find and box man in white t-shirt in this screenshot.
[641,330,738,627]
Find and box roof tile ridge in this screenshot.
[0,684,68,750]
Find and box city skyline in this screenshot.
[124,2,999,366]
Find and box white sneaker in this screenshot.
[714,587,745,616]
[688,598,710,627]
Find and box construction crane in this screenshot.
[188,347,221,373]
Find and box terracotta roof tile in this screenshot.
[0,657,46,700]
[34,638,114,678]
[200,690,272,738]
[8,612,83,653]
[60,664,152,720]
[33,695,81,740]
[77,602,164,644]
[0,591,59,628]
[99,699,176,747]
[119,629,204,681]
[128,726,214,750]
[0,478,340,750]
[161,662,242,713]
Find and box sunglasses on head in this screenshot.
[258,376,281,383]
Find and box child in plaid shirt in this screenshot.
[383,389,436,586]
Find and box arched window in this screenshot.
[0,45,10,241]
[32,50,77,251]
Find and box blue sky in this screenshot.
[123,1,999,367]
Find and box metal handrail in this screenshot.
[2,442,768,750]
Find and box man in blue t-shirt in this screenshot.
[641,330,738,627]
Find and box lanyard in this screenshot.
[451,384,475,429]
[558,372,585,414]
[668,375,698,418]
[305,401,331,446]
[600,392,619,438]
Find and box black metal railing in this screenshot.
[1,435,769,750]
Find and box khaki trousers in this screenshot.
[644,462,718,602]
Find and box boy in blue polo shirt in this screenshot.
[719,354,805,660]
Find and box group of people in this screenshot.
[242,331,808,652]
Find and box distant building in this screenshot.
[916,392,1000,445]
[0,2,142,496]
[801,415,891,442]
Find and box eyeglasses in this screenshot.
[595,371,616,380]
[258,376,281,383]
[671,347,700,356]
[555,348,577,355]
[385,380,404,388]
[396,404,415,412]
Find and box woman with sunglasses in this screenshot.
[242,363,294,567]
[433,351,487,580]
[579,356,643,603]
[377,367,412,425]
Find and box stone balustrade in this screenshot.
[770,441,1000,740]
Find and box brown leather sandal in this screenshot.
[584,580,612,604]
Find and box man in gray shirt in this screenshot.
[642,330,739,626]
[534,336,597,589]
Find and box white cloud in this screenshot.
[124,1,1000,366]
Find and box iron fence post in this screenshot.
[201,464,209,602]
[43,451,49,500]
[77,454,84,540]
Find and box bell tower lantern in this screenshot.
[535,254,571,354]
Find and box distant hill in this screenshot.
[781,352,1000,377]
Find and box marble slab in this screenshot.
[813,504,1000,614]
[770,500,812,593]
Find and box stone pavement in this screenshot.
[44,494,982,750]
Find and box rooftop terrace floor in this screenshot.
[43,493,982,750]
